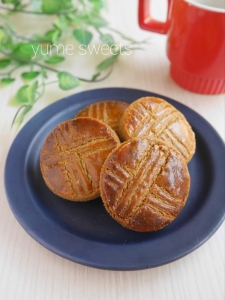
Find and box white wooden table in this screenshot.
[0,1,224,299]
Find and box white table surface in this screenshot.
[0,1,224,299]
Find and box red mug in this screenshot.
[138,0,225,94]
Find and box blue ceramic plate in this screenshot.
[4,88,225,270]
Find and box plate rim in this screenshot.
[4,87,225,270]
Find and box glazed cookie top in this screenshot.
[40,117,120,201]
[120,97,196,162]
[76,100,129,139]
[100,138,190,232]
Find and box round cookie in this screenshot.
[120,97,195,162]
[100,137,190,232]
[40,117,120,201]
[75,100,129,139]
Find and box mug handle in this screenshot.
[138,0,173,34]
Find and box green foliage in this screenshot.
[100,34,114,46]
[0,30,13,50]
[87,13,108,28]
[54,15,69,30]
[1,77,15,85]
[12,43,41,60]
[2,0,15,3]
[34,29,61,44]
[10,85,29,105]
[26,80,38,104]
[45,56,65,64]
[89,0,106,11]
[41,0,72,14]
[2,0,21,5]
[97,53,119,71]
[57,72,80,90]
[0,0,148,127]
[21,71,40,81]
[13,105,32,127]
[72,29,93,46]
[0,59,11,68]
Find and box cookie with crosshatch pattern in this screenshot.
[75,100,129,139]
[120,97,196,162]
[100,137,190,232]
[40,117,120,201]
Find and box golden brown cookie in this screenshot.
[40,117,120,201]
[75,100,129,139]
[120,97,195,162]
[100,137,190,232]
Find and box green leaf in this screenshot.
[26,80,38,104]
[57,72,80,90]
[42,0,60,13]
[0,59,11,68]
[89,0,105,10]
[2,0,21,4]
[41,0,72,13]
[100,34,114,46]
[96,54,118,71]
[0,78,15,86]
[45,56,65,64]
[10,85,29,106]
[0,30,6,44]
[0,30,13,49]
[14,2,27,9]
[41,68,47,78]
[21,71,40,81]
[44,29,61,43]
[54,15,68,30]
[18,43,39,55]
[12,43,41,60]
[52,30,61,44]
[72,29,93,46]
[32,34,52,43]
[14,105,32,127]
[88,13,108,28]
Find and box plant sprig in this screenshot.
[0,0,149,128]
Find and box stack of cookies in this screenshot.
[40,97,195,232]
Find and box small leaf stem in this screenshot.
[0,64,20,77]
[11,104,26,127]
[0,49,114,83]
[2,25,52,43]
